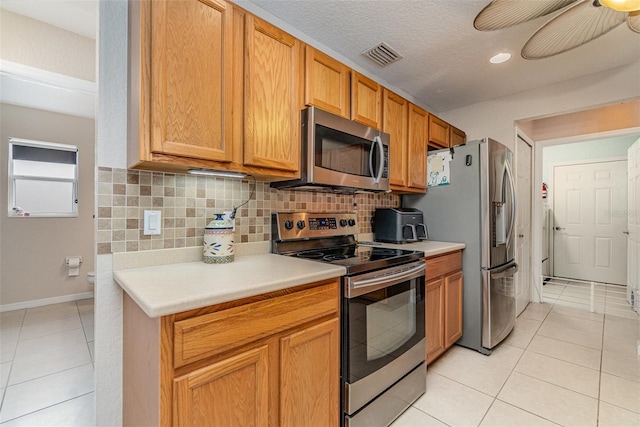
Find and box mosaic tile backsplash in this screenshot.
[97,167,400,255]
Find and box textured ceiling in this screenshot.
[242,0,640,112]
[2,0,638,113]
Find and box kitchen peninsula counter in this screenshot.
[113,244,346,318]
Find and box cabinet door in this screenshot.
[150,0,234,162]
[450,125,467,147]
[407,104,428,191]
[444,271,463,348]
[426,278,445,365]
[351,72,382,129]
[280,318,340,427]
[305,47,350,118]
[244,15,303,172]
[428,114,450,149]
[174,345,270,426]
[383,89,409,189]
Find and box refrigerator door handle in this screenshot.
[504,160,517,248]
[490,262,518,279]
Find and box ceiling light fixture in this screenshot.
[187,169,247,179]
[599,0,640,12]
[489,52,512,64]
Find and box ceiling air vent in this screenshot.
[361,42,403,67]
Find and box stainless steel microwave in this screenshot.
[271,107,390,193]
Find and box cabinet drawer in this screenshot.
[426,251,462,280]
[173,280,339,367]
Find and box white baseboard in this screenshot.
[0,291,95,312]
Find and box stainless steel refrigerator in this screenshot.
[403,138,517,355]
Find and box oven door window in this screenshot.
[345,277,425,383]
[315,124,384,177]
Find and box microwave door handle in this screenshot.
[369,136,384,184]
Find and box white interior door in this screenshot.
[627,139,640,310]
[516,137,532,315]
[553,160,628,285]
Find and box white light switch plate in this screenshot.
[144,210,161,235]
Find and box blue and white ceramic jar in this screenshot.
[203,214,234,264]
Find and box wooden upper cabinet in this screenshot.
[428,114,450,149]
[149,0,234,163]
[407,104,428,191]
[450,125,467,147]
[243,14,303,172]
[351,72,382,129]
[383,89,409,189]
[305,47,350,118]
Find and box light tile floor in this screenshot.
[0,299,94,426]
[1,296,637,426]
[392,299,640,427]
[542,280,636,320]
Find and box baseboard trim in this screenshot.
[0,291,95,312]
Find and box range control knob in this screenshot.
[339,219,348,227]
[348,219,356,227]
[297,220,306,230]
[284,220,294,230]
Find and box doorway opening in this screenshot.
[541,134,639,317]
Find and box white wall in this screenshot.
[0,9,96,82]
[0,104,95,308]
[542,134,639,184]
[95,0,127,425]
[439,61,640,305]
[440,61,640,153]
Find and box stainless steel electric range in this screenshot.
[272,212,427,427]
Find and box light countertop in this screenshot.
[357,234,465,257]
[113,250,345,318]
[113,239,464,318]
[371,240,465,257]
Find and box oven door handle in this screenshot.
[346,262,425,298]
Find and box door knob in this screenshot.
[554,227,565,231]
[623,231,630,235]
[518,234,524,238]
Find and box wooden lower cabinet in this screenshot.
[425,251,463,364]
[123,278,340,427]
[426,277,445,363]
[174,345,270,426]
[280,319,340,426]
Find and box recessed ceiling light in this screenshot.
[489,52,512,64]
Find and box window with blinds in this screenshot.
[8,138,79,217]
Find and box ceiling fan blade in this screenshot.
[522,0,626,59]
[474,0,579,31]
[629,11,640,32]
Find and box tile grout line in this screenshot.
[0,309,26,413]
[0,390,95,425]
